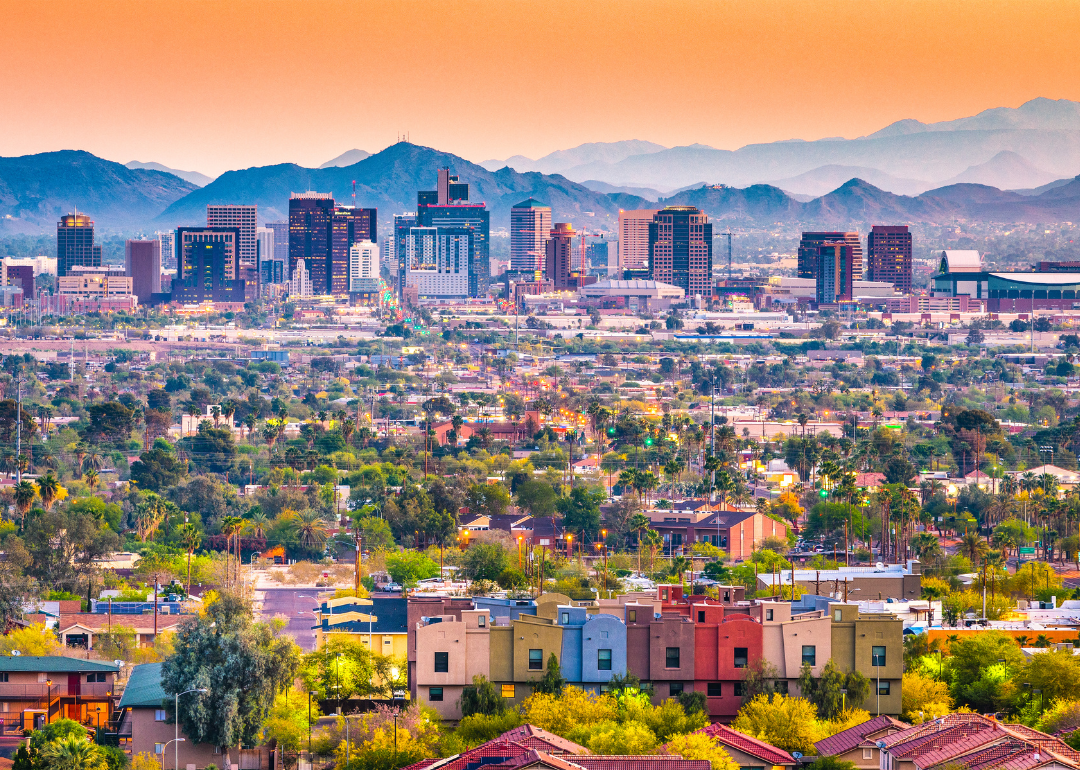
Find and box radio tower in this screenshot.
[352,180,356,203]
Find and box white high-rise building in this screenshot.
[349,241,379,292]
[256,227,274,266]
[290,258,312,297]
[207,205,258,268]
[155,231,176,271]
[382,235,397,274]
[404,227,471,298]
[618,208,660,272]
[3,256,57,276]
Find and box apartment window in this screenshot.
[598,649,612,671]
[478,615,486,628]
[802,645,817,667]
[428,687,443,702]
[501,684,515,698]
[734,648,748,668]
[87,673,106,683]
[434,652,448,673]
[863,749,874,760]
[707,682,722,697]
[776,680,789,694]
[872,646,887,667]
[666,647,680,669]
[766,609,774,621]
[529,649,543,670]
[154,744,165,755]
[628,610,637,623]
[834,609,843,622]
[0,674,8,683]
[733,682,745,697]
[661,589,669,601]
[698,611,706,623]
[154,710,167,722]
[878,681,891,696]
[669,683,684,696]
[561,612,570,624]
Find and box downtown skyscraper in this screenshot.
[288,193,377,295]
[867,225,913,294]
[510,198,551,273]
[57,213,102,277]
[648,206,712,296]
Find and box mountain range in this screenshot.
[9,98,1080,234]
[486,98,1080,195]
[0,151,196,231]
[155,142,629,229]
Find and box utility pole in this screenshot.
[15,376,22,484]
[727,231,733,281]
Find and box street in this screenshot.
[256,586,330,651]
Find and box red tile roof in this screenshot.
[499,726,590,755]
[814,715,908,757]
[573,758,711,770]
[692,723,796,766]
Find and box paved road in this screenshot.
[257,587,331,651]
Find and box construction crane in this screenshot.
[578,229,607,273]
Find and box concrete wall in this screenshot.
[830,604,903,715]
[414,611,491,720]
[511,616,564,682]
[648,615,696,695]
[127,708,221,770]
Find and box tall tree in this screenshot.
[162,593,301,757]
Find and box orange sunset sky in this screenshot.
[2,0,1080,176]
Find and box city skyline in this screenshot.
[3,1,1080,176]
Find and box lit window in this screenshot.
[628,610,637,623]
[501,684,515,698]
[878,681,891,696]
[766,609,774,621]
[154,744,165,755]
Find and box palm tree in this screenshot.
[74,443,88,480]
[177,523,202,594]
[287,509,329,552]
[342,418,356,446]
[243,413,258,443]
[84,468,100,493]
[220,515,245,585]
[211,405,221,426]
[960,532,988,566]
[39,736,106,770]
[35,472,63,511]
[12,481,36,529]
[628,511,651,574]
[669,555,692,584]
[244,511,269,540]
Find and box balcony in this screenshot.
[0,682,115,699]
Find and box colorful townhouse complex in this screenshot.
[395,585,904,721]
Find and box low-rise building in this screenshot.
[813,714,907,769]
[0,656,119,732]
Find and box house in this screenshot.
[647,506,788,560]
[432,420,531,446]
[689,723,796,770]
[312,596,408,660]
[0,656,119,731]
[58,613,184,650]
[117,663,269,769]
[402,727,710,770]
[879,713,1080,770]
[813,714,908,769]
[756,562,923,603]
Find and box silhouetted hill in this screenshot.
[157,142,628,229]
[658,183,804,222]
[0,150,196,230]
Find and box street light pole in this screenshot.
[162,739,185,770]
[176,687,208,770]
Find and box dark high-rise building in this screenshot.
[5,265,34,300]
[288,194,377,295]
[125,239,161,304]
[545,223,577,289]
[867,225,913,294]
[648,206,712,296]
[798,232,863,281]
[815,242,855,304]
[585,238,610,276]
[417,169,489,297]
[173,227,246,304]
[57,213,102,277]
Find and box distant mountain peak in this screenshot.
[125,160,213,188]
[319,149,371,169]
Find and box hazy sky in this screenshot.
[3,0,1080,176]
